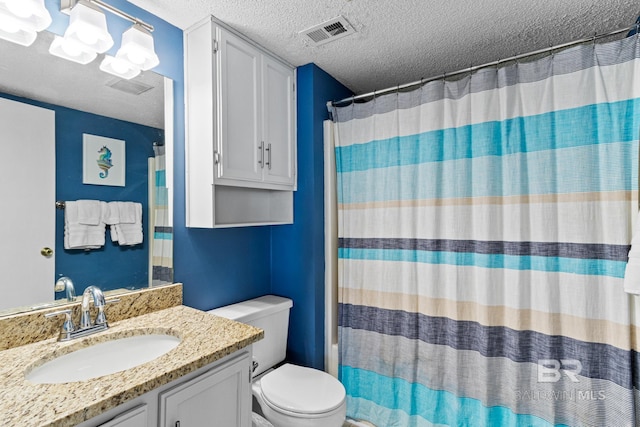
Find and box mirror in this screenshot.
[0,30,172,316]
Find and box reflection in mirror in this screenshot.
[0,30,173,316]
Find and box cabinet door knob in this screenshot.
[41,247,53,257]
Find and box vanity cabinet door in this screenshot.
[97,405,148,427]
[159,352,251,427]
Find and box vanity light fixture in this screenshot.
[62,0,113,53]
[0,0,52,46]
[54,0,159,79]
[49,34,97,64]
[100,54,141,79]
[115,23,159,71]
[49,0,112,63]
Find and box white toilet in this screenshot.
[208,295,346,427]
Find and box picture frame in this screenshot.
[82,134,126,187]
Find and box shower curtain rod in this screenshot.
[330,21,639,108]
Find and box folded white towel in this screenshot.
[64,201,107,250]
[76,200,102,225]
[103,202,121,225]
[109,202,143,246]
[117,201,137,224]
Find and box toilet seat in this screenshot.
[260,364,346,416]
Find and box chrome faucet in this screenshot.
[46,285,119,342]
[80,285,106,329]
[54,276,76,302]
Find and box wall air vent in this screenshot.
[299,16,356,46]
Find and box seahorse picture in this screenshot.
[96,145,113,178]
[83,134,126,186]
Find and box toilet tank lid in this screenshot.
[208,295,293,323]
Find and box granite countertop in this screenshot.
[0,305,263,427]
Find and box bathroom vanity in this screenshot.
[0,299,263,427]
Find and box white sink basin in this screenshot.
[25,334,181,384]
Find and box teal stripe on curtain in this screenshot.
[338,141,638,203]
[342,367,566,427]
[338,248,627,277]
[335,100,640,172]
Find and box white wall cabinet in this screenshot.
[185,16,296,228]
[78,350,252,427]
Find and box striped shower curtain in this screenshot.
[331,34,640,426]
[151,144,173,285]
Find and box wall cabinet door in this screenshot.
[262,55,295,186]
[215,25,295,189]
[159,352,251,427]
[217,26,263,184]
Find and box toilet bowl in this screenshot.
[208,295,347,427]
[252,364,346,427]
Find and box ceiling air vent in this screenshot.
[300,16,355,46]
[107,78,154,96]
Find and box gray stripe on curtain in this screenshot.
[339,237,630,261]
[339,303,636,389]
[340,327,635,427]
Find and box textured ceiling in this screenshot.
[128,0,639,98]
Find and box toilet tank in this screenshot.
[208,295,293,376]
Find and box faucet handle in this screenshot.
[45,309,75,341]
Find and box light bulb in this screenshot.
[126,50,145,66]
[61,39,82,57]
[76,25,98,46]
[111,57,130,74]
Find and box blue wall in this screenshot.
[54,107,161,293]
[0,92,160,296]
[42,1,352,369]
[271,64,351,369]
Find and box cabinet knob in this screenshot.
[41,247,53,257]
